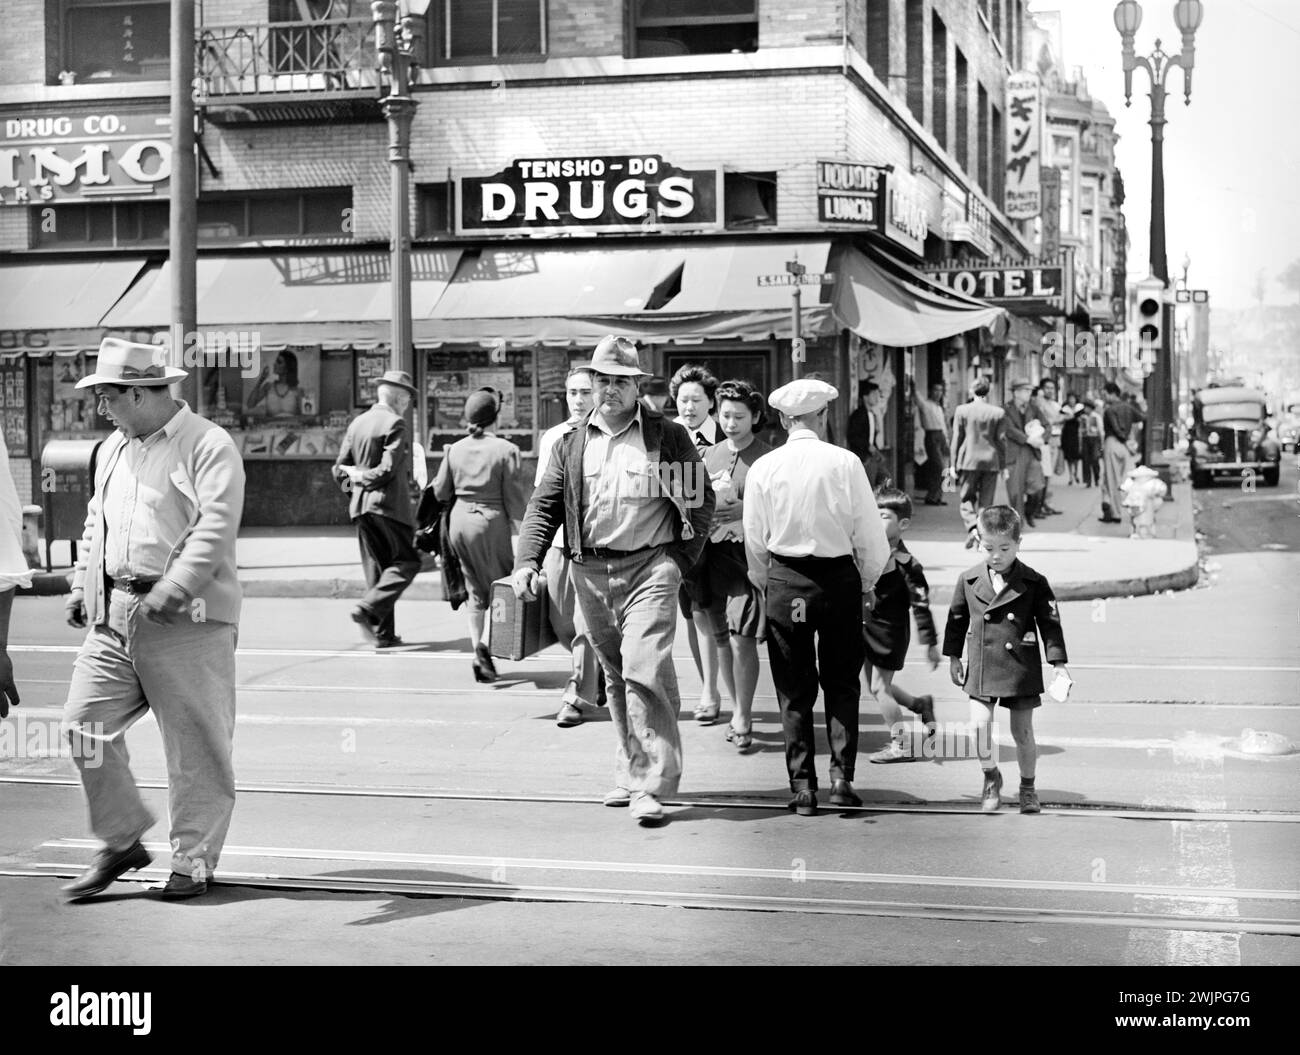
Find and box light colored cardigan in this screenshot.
[72,402,245,626]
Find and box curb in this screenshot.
[234,558,1203,605]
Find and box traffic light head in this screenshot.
[1134,276,1166,353]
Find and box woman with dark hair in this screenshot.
[701,379,771,749]
[432,387,528,682]
[1060,391,1083,485]
[669,363,723,721]
[248,350,303,418]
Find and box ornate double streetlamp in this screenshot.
[1113,0,1203,460]
[371,0,431,380]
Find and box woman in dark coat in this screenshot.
[1060,393,1083,484]
[432,388,528,682]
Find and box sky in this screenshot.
[1030,0,1300,310]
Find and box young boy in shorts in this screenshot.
[863,488,941,764]
[943,505,1070,813]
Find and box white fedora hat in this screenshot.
[76,337,188,389]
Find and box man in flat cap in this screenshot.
[62,337,245,901]
[334,369,422,648]
[743,378,890,815]
[513,336,714,827]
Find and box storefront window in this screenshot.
[425,347,537,456]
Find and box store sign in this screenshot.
[815,160,884,225]
[927,264,1064,306]
[946,194,994,257]
[457,155,721,236]
[0,109,171,205]
[816,160,929,256]
[1004,73,1042,219]
[1041,168,1061,257]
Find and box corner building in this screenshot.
[1,1,1079,523]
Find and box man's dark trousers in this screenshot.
[763,554,866,791]
[356,512,420,640]
[922,429,949,502]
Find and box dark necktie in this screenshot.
[695,430,709,449]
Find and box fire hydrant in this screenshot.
[1120,465,1167,539]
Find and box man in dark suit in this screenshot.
[1003,378,1050,526]
[948,379,1006,548]
[333,370,421,649]
[848,380,888,487]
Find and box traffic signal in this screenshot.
[1134,276,1166,355]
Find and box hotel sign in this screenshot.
[926,264,1065,311]
[0,109,171,205]
[457,155,722,236]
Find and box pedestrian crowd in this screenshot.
[2,333,1093,902]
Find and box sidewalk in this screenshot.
[21,465,1199,604]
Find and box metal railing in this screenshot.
[196,18,379,99]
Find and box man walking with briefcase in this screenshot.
[512,336,714,827]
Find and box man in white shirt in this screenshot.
[914,380,950,505]
[61,338,245,902]
[535,367,604,727]
[744,378,890,816]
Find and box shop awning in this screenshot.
[0,258,153,349]
[832,245,1005,346]
[100,250,463,345]
[419,239,835,346]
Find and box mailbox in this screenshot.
[39,439,102,571]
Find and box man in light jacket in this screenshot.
[62,338,245,901]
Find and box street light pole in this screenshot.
[371,1,429,381]
[1113,0,1202,463]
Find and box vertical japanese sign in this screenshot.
[1005,73,1041,219]
[1041,167,1061,258]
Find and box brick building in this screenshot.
[1,1,1103,525]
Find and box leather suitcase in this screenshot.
[488,576,557,661]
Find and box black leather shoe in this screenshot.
[472,643,498,683]
[787,790,818,816]
[828,779,862,808]
[350,606,379,644]
[375,636,404,650]
[62,842,152,899]
[159,873,209,900]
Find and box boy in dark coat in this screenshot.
[862,489,940,764]
[943,505,1070,813]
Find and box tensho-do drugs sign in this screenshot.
[457,155,721,236]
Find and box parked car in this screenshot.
[1275,403,1300,452]
[1189,386,1281,487]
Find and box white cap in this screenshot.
[769,378,839,416]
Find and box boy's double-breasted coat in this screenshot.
[942,559,1068,698]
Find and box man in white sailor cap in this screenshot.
[743,377,890,816]
[60,337,245,901]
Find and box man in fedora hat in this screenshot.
[744,378,889,815]
[512,335,714,827]
[333,369,422,649]
[61,337,245,901]
[1003,378,1050,527]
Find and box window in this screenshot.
[977,83,990,194]
[905,0,924,123]
[60,0,170,83]
[724,172,777,228]
[630,0,757,58]
[955,48,969,172]
[931,13,948,150]
[865,0,889,78]
[416,183,454,237]
[33,201,168,247]
[430,0,547,63]
[992,104,1004,210]
[196,189,352,240]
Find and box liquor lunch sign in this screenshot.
[457,155,722,236]
[815,160,928,256]
[0,109,171,206]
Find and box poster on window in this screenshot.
[51,357,96,432]
[468,368,516,428]
[242,347,322,421]
[1004,73,1042,220]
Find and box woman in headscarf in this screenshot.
[432,388,528,682]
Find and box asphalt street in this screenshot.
[1,463,1296,966]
